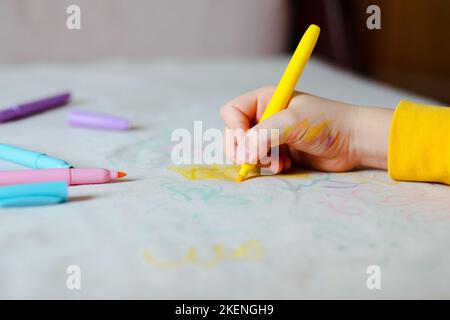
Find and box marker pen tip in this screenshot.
[117,171,127,178]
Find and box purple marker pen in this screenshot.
[0,92,71,123]
[67,110,131,131]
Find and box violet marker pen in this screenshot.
[0,92,71,123]
[67,110,131,131]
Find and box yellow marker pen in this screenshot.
[237,24,321,182]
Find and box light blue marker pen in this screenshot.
[0,182,68,208]
[0,143,71,169]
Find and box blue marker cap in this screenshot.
[0,144,71,169]
[0,182,68,208]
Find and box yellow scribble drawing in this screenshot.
[302,120,329,143]
[143,240,264,269]
[169,164,313,181]
[168,165,259,181]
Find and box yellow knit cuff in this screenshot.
[388,100,450,184]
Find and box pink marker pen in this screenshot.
[0,168,127,186]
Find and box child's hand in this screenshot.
[220,86,392,174]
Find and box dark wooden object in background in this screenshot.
[289,0,450,103]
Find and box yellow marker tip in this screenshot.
[236,175,245,182]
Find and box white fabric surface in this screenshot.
[0,58,448,299]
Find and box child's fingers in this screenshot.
[259,153,292,175]
[224,128,245,163]
[224,127,247,164]
[220,86,276,129]
[224,127,236,163]
[220,103,250,131]
[281,153,292,171]
[237,107,299,164]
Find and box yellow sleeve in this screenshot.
[389,100,450,184]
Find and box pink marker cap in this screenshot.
[67,110,131,131]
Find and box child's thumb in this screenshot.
[236,108,297,164]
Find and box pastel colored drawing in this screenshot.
[168,165,258,182]
[161,182,262,206]
[143,240,264,269]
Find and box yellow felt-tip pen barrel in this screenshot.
[237,24,320,182]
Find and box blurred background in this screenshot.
[0,0,448,102]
